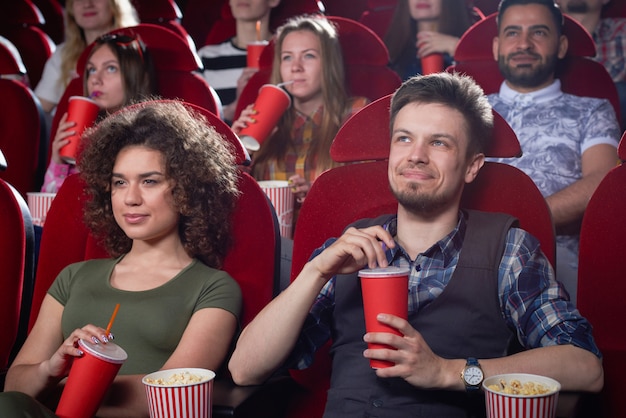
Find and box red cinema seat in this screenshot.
[577,131,626,418]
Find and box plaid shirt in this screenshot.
[253,97,369,183]
[289,212,601,370]
[593,18,626,82]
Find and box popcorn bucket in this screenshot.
[26,192,56,226]
[258,180,294,238]
[483,373,561,418]
[142,368,216,418]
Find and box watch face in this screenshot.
[464,366,484,385]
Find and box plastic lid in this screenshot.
[358,266,410,278]
[78,339,128,364]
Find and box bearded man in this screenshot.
[487,0,620,304]
[228,72,604,418]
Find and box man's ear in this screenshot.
[557,34,568,59]
[492,36,499,62]
[465,153,485,184]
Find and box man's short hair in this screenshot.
[390,72,494,156]
[497,0,564,35]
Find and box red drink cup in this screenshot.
[59,96,101,164]
[359,266,409,369]
[238,84,291,151]
[421,53,444,75]
[56,339,128,418]
[247,41,268,69]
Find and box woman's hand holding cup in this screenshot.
[51,113,77,164]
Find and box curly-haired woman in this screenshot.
[1,101,242,417]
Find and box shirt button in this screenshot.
[372,399,383,408]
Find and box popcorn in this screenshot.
[487,378,555,395]
[144,371,209,386]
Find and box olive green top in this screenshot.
[48,257,242,374]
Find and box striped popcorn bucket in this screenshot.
[143,368,216,418]
[483,373,561,418]
[258,180,294,239]
[26,192,56,226]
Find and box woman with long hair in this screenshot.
[35,0,138,113]
[385,0,477,80]
[41,33,157,193]
[233,15,367,206]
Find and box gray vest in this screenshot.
[325,210,518,418]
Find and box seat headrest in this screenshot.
[0,1,44,26]
[330,94,521,163]
[0,36,26,75]
[455,13,596,62]
[134,0,182,21]
[76,24,202,76]
[257,15,391,71]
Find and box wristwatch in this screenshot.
[461,357,484,391]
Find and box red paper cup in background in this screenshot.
[247,40,269,69]
[483,373,561,418]
[258,180,294,239]
[56,339,128,418]
[143,368,216,418]
[421,53,444,75]
[59,96,101,164]
[359,266,409,369]
[238,84,291,151]
[26,192,56,227]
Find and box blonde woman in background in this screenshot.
[233,15,368,205]
[35,0,138,114]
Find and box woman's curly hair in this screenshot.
[78,100,240,268]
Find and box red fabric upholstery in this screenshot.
[602,0,626,18]
[455,12,596,62]
[30,0,65,44]
[0,0,45,27]
[234,16,401,120]
[30,100,275,332]
[0,25,55,88]
[0,36,27,76]
[325,0,371,21]
[330,94,522,163]
[577,131,626,417]
[182,0,230,47]
[451,13,621,123]
[0,79,47,196]
[129,0,193,48]
[131,0,182,21]
[0,178,34,371]
[358,7,394,39]
[287,94,555,418]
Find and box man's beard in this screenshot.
[498,51,558,89]
[392,182,451,215]
[562,1,590,13]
